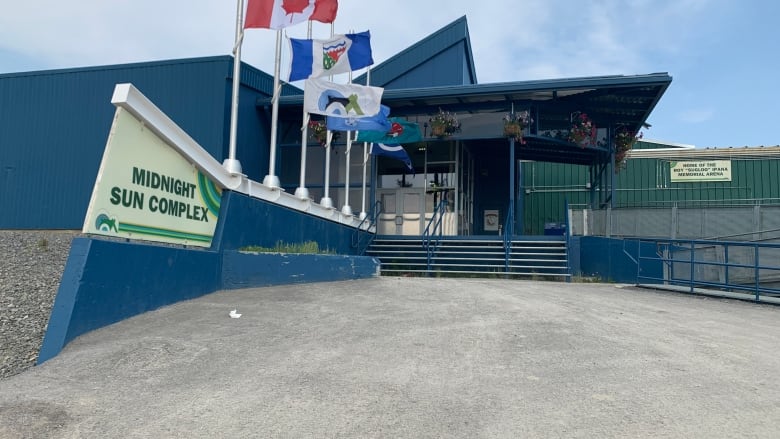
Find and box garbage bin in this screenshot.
[543,222,566,236]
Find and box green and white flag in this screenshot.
[303,78,383,118]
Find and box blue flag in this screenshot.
[371,143,414,173]
[327,105,391,132]
[289,31,373,82]
[356,119,423,144]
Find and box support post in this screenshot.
[320,131,334,208]
[223,0,245,174]
[509,136,516,237]
[341,132,353,216]
[262,30,283,188]
[295,22,314,199]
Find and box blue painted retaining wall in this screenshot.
[221,251,379,290]
[213,191,371,255]
[38,192,379,364]
[578,236,662,283]
[38,238,222,363]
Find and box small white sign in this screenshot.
[484,209,499,232]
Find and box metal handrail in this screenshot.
[564,198,572,281]
[423,199,448,271]
[503,203,513,272]
[634,237,780,302]
[351,200,382,255]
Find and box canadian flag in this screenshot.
[245,0,338,30]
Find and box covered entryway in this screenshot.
[272,72,672,277]
[374,140,470,236]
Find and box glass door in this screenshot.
[374,141,472,236]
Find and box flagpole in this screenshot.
[294,21,314,199]
[223,0,245,174]
[341,131,353,216]
[341,64,354,216]
[321,131,333,208]
[319,22,336,209]
[359,68,371,220]
[262,29,283,188]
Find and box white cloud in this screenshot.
[0,0,720,79]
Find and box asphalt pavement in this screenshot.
[1,277,779,438]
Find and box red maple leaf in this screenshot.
[282,0,310,15]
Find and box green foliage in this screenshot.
[239,241,333,255]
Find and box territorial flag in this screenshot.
[245,0,338,30]
[371,143,414,173]
[356,119,422,144]
[289,31,373,82]
[327,105,390,132]
[304,78,383,118]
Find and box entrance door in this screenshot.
[377,188,424,235]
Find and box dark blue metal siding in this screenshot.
[235,84,270,182]
[383,42,472,89]
[354,16,477,89]
[0,57,263,229]
[231,60,300,181]
[471,144,510,234]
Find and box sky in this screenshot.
[1,0,778,148]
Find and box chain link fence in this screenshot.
[571,205,780,242]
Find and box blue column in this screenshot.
[369,154,377,217]
[609,125,616,208]
[509,137,516,236]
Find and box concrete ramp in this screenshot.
[2,278,779,438]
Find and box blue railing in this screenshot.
[503,203,514,272]
[635,238,780,302]
[423,198,448,271]
[351,200,382,255]
[563,199,572,282]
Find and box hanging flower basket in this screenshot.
[308,120,339,146]
[429,109,461,138]
[568,112,596,147]
[613,127,643,172]
[503,110,531,143]
[503,122,523,137]
[431,123,447,138]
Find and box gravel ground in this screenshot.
[0,230,79,379]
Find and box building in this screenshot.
[4,16,778,242]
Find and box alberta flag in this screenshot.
[356,118,422,144]
[304,78,383,118]
[245,0,338,30]
[327,105,390,132]
[371,143,414,173]
[289,31,373,81]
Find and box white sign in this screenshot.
[484,209,499,232]
[670,160,732,182]
[83,108,221,247]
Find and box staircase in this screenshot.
[365,236,570,280]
